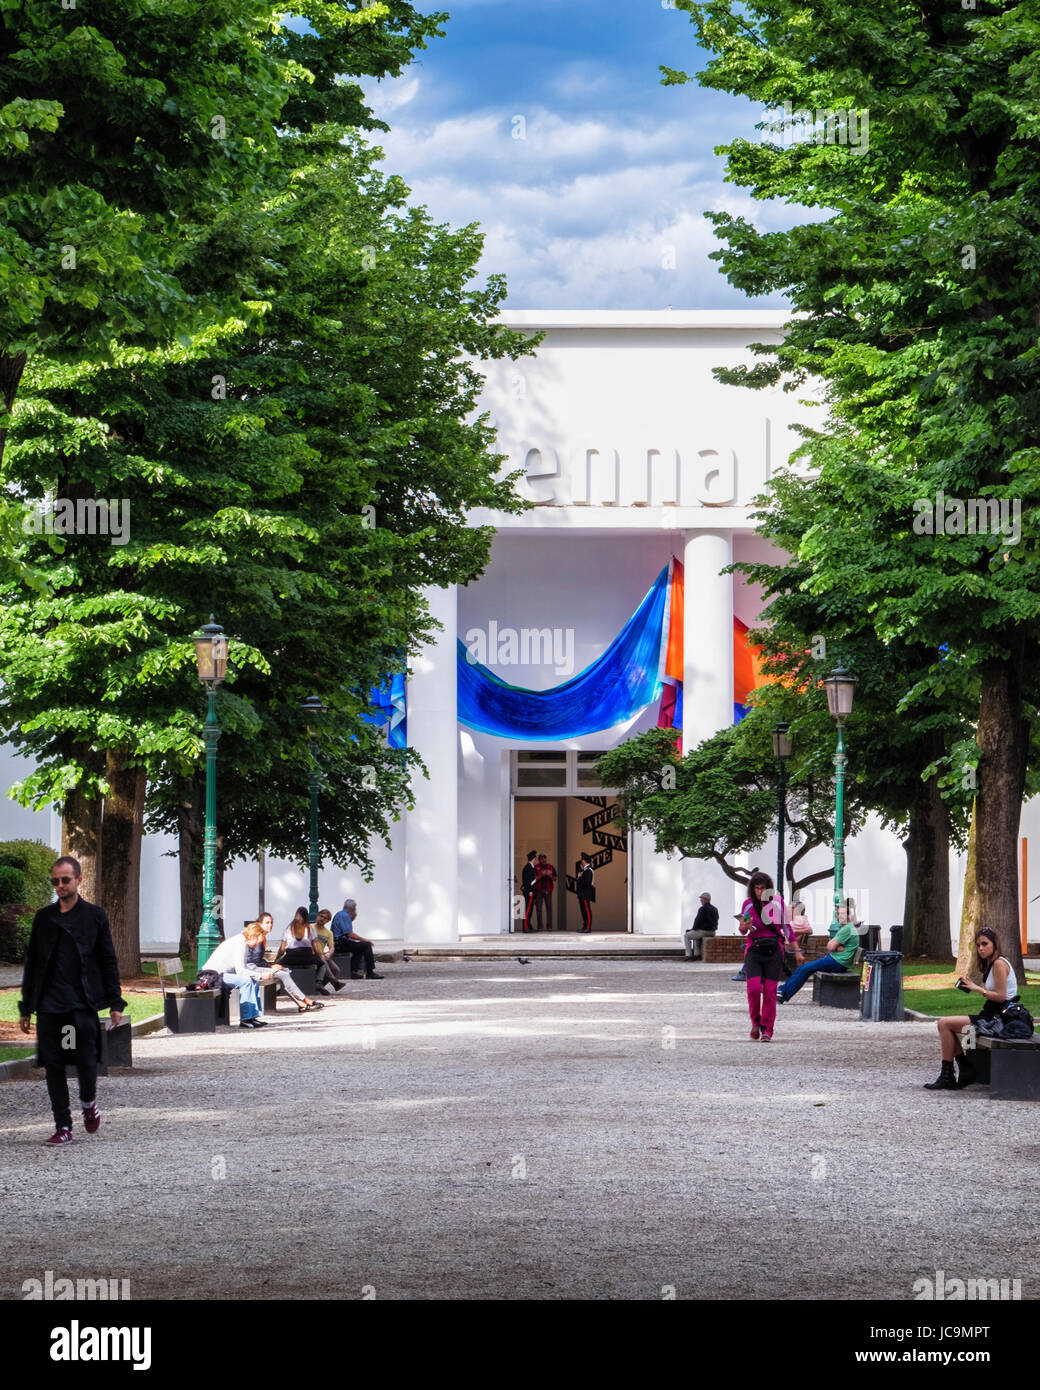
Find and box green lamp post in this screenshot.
[824,665,856,929]
[301,695,326,924]
[772,721,792,898]
[193,617,229,970]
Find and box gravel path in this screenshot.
[2,960,1034,1301]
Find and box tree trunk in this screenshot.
[963,647,1028,979]
[176,776,203,962]
[956,806,980,980]
[62,784,104,905]
[100,753,146,979]
[0,351,27,472]
[904,765,952,960]
[901,832,916,953]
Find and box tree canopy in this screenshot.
[665,0,1040,968]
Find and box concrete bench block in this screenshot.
[976,1036,1040,1101]
[812,971,861,1010]
[288,965,317,996]
[164,989,217,1034]
[100,1021,133,1067]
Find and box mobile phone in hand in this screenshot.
[956,978,972,993]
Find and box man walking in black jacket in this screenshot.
[18,856,126,1145]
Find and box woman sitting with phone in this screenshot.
[739,871,795,1042]
[925,927,1017,1090]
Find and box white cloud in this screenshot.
[365,74,421,118]
[366,102,797,308]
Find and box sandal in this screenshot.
[297,1000,325,1012]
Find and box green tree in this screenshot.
[598,711,867,904]
[1,133,531,972]
[729,465,976,958]
[0,1,447,569]
[664,0,1040,975]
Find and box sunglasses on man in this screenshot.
[50,875,75,885]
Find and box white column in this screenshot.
[682,529,738,929]
[404,584,459,942]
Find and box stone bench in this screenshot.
[812,970,861,1010]
[972,1035,1040,1101]
[215,979,280,1025]
[164,987,218,1034]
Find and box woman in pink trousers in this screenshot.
[739,871,795,1041]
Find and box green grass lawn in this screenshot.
[0,991,163,1026]
[0,1044,33,1062]
[899,959,1040,1017]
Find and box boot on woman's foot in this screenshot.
[923,1061,958,1090]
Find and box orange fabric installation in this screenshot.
[656,558,772,732]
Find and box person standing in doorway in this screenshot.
[18,857,127,1145]
[576,855,595,932]
[533,854,557,931]
[520,850,538,932]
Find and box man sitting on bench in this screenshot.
[777,906,860,1004]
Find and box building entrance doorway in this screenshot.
[512,793,629,933]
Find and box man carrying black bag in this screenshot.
[18,856,126,1146]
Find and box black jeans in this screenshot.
[335,939,376,975]
[45,1062,98,1129]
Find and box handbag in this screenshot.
[187,968,221,992]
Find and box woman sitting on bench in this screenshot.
[925,927,1017,1090]
[249,918,323,1014]
[277,907,325,971]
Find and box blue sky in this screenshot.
[359,0,797,310]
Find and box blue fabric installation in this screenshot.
[457,566,670,740]
[364,672,407,748]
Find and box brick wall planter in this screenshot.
[702,934,831,963]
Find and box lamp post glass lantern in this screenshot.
[824,666,856,929]
[301,696,327,924]
[773,722,792,897]
[194,617,229,970]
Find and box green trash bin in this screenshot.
[860,950,903,1021]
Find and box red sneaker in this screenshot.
[82,1103,101,1134]
[749,1027,760,1040]
[44,1127,73,1145]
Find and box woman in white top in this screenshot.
[925,927,1017,1090]
[276,907,326,970]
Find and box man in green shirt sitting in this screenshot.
[777,908,860,1003]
